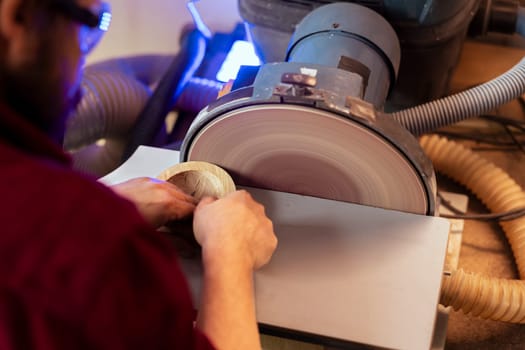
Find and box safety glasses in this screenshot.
[53,1,112,54]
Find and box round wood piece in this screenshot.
[157,161,236,200]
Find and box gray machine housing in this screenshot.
[239,0,480,109]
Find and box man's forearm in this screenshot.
[196,257,261,350]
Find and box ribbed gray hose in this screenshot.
[64,70,151,151]
[85,54,175,86]
[70,139,127,176]
[64,70,151,176]
[64,56,223,177]
[176,77,223,112]
[390,56,525,135]
[65,72,221,151]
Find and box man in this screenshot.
[0,0,277,349]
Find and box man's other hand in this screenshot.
[111,177,197,228]
[193,190,277,270]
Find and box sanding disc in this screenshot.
[184,104,432,215]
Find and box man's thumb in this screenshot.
[196,196,217,209]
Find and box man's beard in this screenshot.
[0,41,83,144]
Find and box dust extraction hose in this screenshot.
[64,57,222,177]
[420,134,525,323]
[66,69,222,151]
[391,57,525,136]
[64,70,151,175]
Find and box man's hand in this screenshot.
[110,177,197,228]
[193,190,277,270]
[193,190,277,350]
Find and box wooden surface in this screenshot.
[442,39,525,350]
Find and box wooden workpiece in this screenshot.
[157,161,236,200]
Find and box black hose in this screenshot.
[121,29,207,161]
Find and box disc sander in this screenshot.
[183,104,434,215]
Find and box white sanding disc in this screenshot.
[187,104,428,214]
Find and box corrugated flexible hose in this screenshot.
[64,57,222,177]
[420,134,525,323]
[392,57,525,136]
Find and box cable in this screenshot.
[438,191,525,221]
[503,123,525,155]
[434,130,522,146]
[186,1,212,39]
[433,112,525,151]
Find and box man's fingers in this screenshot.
[170,201,197,220]
[164,182,198,204]
[196,196,217,209]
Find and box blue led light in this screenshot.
[216,40,261,82]
[99,12,112,31]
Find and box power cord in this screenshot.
[435,113,525,154]
[438,191,525,221]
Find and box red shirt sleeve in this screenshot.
[0,220,216,350]
[0,161,216,350]
[79,228,217,350]
[0,232,217,349]
[0,105,216,350]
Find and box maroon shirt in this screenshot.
[0,103,215,349]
